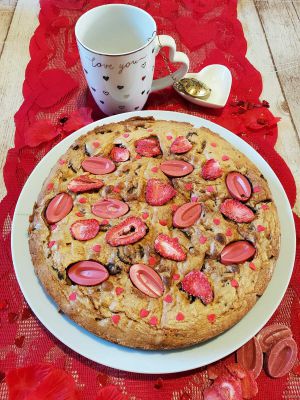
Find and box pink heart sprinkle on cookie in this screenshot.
[231,279,239,288]
[211,142,217,147]
[199,236,207,244]
[206,186,214,193]
[69,292,77,301]
[92,244,101,252]
[151,166,158,173]
[48,241,56,248]
[222,155,230,161]
[249,262,256,271]
[123,133,129,138]
[149,256,157,266]
[149,316,158,326]
[261,204,269,210]
[225,228,232,236]
[47,182,54,191]
[142,212,149,219]
[257,225,266,232]
[207,314,216,323]
[184,183,193,191]
[59,159,66,165]
[173,274,180,281]
[159,219,168,226]
[75,212,84,217]
[115,287,124,296]
[78,197,87,203]
[166,135,173,140]
[213,218,220,225]
[113,185,121,193]
[93,141,100,148]
[191,195,198,202]
[164,295,173,303]
[111,315,120,325]
[176,312,185,321]
[140,309,149,318]
[253,186,261,193]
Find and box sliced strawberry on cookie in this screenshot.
[201,159,222,180]
[170,136,192,154]
[135,137,162,157]
[110,146,130,162]
[204,374,243,400]
[70,219,100,241]
[181,270,213,304]
[146,179,176,206]
[106,216,147,246]
[220,199,255,223]
[154,234,186,261]
[67,175,104,193]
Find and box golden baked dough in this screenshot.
[28,117,280,349]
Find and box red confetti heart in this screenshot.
[15,335,25,348]
[6,364,79,399]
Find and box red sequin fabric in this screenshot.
[0,0,299,399]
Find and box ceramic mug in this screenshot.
[75,4,189,116]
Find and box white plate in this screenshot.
[11,111,296,374]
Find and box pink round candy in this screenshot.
[67,261,109,286]
[129,264,164,298]
[160,160,194,177]
[173,202,202,228]
[45,193,73,224]
[82,156,115,175]
[92,199,129,219]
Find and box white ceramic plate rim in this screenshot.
[11,110,296,374]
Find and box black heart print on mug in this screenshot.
[142,76,146,81]
[117,85,124,90]
[103,76,109,81]
[91,87,96,92]
[141,62,146,68]
[103,91,109,95]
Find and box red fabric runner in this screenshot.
[0,0,299,399]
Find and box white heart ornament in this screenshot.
[174,64,232,109]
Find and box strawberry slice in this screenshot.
[154,234,186,261]
[220,199,255,223]
[181,270,213,304]
[225,363,247,379]
[106,216,147,246]
[6,363,79,400]
[201,159,222,180]
[146,179,177,206]
[170,136,192,154]
[207,364,228,380]
[135,137,162,157]
[226,363,258,399]
[110,146,130,162]
[203,385,223,400]
[67,175,104,193]
[70,219,99,241]
[204,374,243,400]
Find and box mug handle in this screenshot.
[151,35,189,92]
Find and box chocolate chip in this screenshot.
[215,233,226,244]
[106,263,122,275]
[72,144,79,150]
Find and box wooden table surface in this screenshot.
[0,0,299,215]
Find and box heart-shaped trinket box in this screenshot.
[174,64,232,109]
